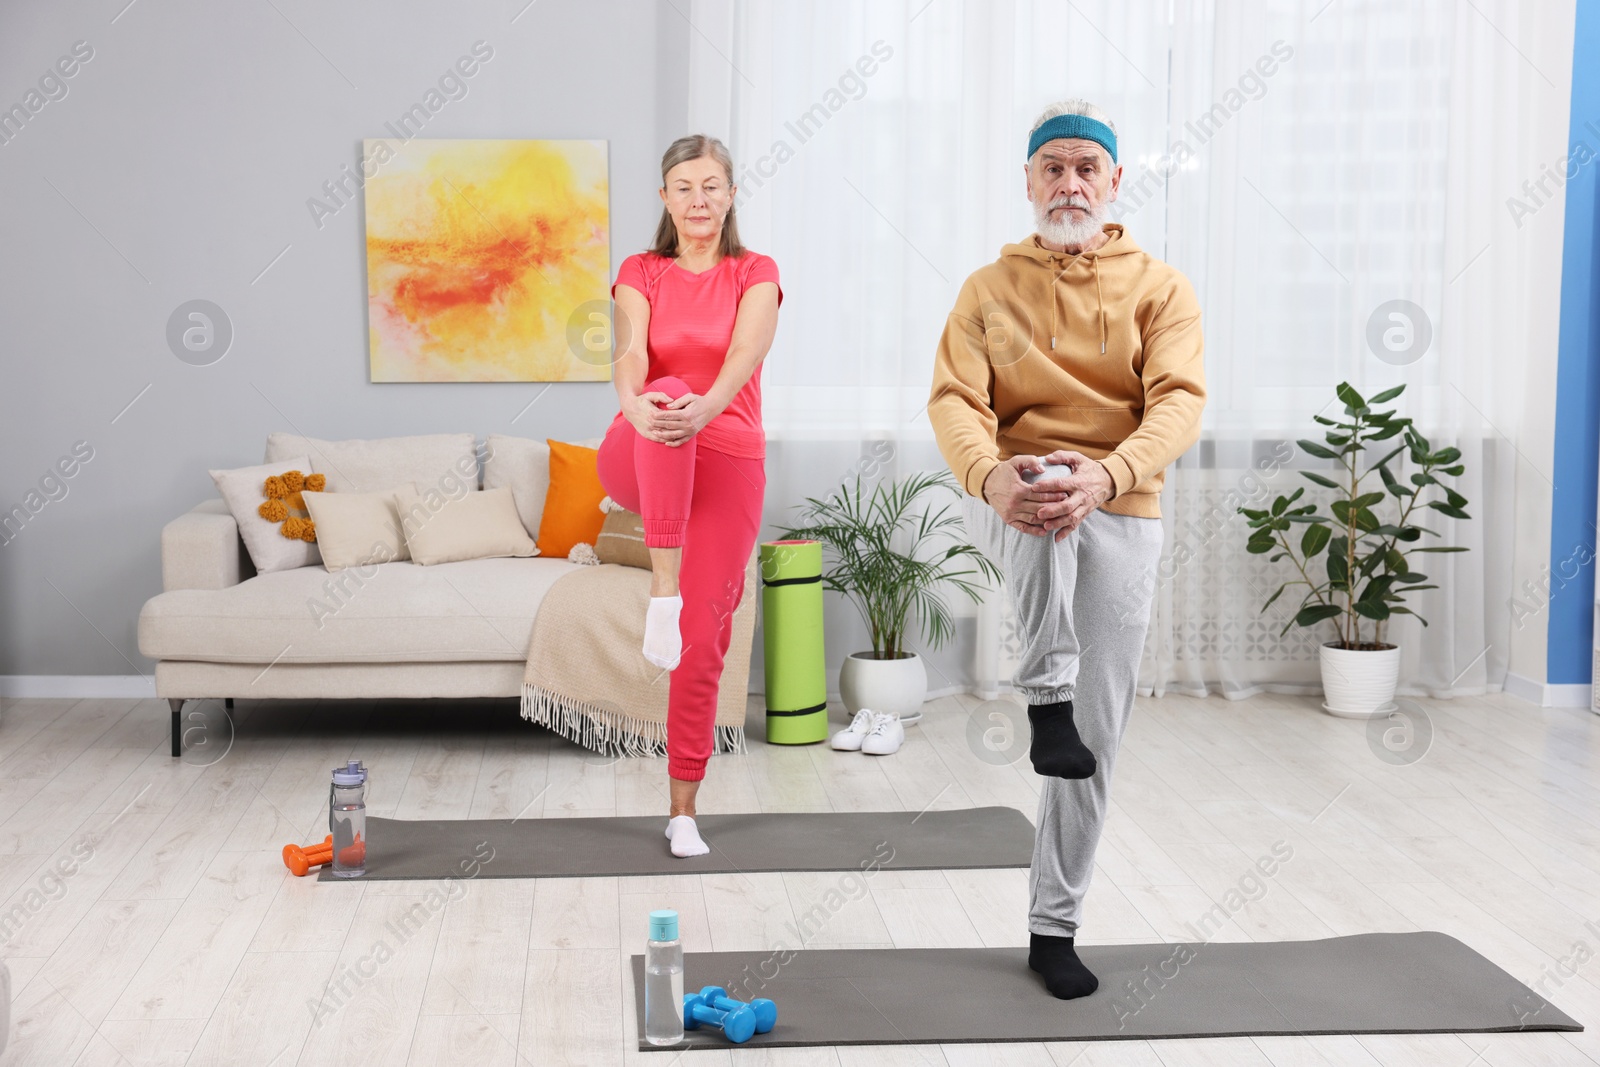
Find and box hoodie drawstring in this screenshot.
[1094,256,1105,354]
[1049,254,1107,355]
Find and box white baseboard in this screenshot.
[0,675,156,699]
[1503,672,1543,705]
[1545,683,1597,709]
[765,684,974,705]
[1504,672,1596,709]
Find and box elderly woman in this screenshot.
[596,134,782,858]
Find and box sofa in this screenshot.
[136,432,759,757]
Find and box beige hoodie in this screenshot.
[928,224,1206,519]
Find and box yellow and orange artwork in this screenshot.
[363,138,610,382]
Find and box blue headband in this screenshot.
[1027,113,1117,164]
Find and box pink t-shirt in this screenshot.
[610,250,782,459]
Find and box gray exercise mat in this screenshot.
[630,933,1583,1049]
[315,806,1034,880]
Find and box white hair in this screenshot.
[1029,99,1118,137]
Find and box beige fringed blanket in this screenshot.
[520,546,760,758]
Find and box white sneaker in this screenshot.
[830,708,876,751]
[860,711,905,756]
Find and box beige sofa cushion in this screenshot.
[303,486,414,571]
[394,485,536,566]
[138,556,581,664]
[266,432,477,496]
[483,434,604,539]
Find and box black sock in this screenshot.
[1027,700,1096,779]
[1028,931,1099,999]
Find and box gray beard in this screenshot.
[1035,200,1107,248]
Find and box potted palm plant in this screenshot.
[1239,382,1470,717]
[778,469,1002,725]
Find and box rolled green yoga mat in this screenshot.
[760,540,828,744]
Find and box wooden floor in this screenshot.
[0,689,1595,1065]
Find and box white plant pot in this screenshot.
[1319,643,1401,718]
[839,651,928,726]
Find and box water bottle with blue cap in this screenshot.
[644,909,683,1044]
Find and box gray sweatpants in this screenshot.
[962,497,1164,937]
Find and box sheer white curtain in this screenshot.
[686,0,1565,702]
[1142,0,1560,699]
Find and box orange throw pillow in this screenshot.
[536,439,608,558]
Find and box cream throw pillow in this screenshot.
[210,456,321,573]
[393,485,538,566]
[303,486,414,572]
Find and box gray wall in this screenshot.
[0,0,692,676]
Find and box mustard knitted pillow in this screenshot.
[209,457,322,573]
[257,469,326,542]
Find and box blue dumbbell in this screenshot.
[683,985,757,1043]
[701,987,776,1034]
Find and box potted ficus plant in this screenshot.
[1239,382,1470,717]
[778,470,1002,725]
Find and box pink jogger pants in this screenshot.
[595,376,765,781]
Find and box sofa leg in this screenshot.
[169,698,184,757]
[224,698,234,710]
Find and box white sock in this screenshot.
[643,595,683,669]
[665,814,709,858]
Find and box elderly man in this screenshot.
[928,99,1206,999]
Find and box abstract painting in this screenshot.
[363,138,610,382]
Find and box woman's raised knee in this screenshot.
[646,376,691,402]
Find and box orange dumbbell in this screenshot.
[282,834,334,876]
[336,833,365,870]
